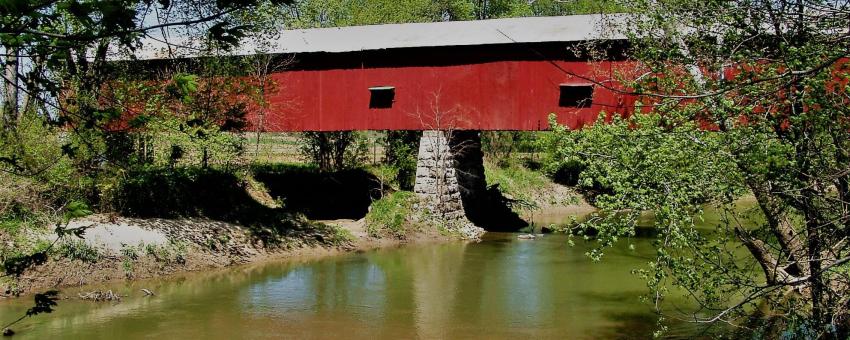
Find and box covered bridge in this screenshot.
[134,15,634,233]
[136,14,634,132]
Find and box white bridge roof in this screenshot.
[129,14,626,60]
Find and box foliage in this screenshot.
[119,244,137,277]
[0,203,91,278]
[0,0,290,215]
[109,62,253,169]
[297,131,368,172]
[120,244,138,260]
[0,113,86,224]
[365,191,416,238]
[484,159,547,208]
[0,0,290,180]
[369,164,399,195]
[280,0,622,27]
[383,131,420,190]
[142,242,186,264]
[0,1,288,309]
[481,131,540,167]
[541,0,850,336]
[330,225,354,245]
[56,240,100,263]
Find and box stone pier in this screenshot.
[413,130,485,239]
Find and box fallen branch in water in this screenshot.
[78,290,121,302]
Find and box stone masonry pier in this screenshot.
[413,131,485,239]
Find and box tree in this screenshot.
[0,0,292,174]
[298,131,367,171]
[545,1,850,336]
[0,1,290,328]
[384,130,420,191]
[279,0,620,28]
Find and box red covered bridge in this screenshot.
[137,15,635,132]
[132,15,636,232]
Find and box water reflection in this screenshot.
[0,212,744,339]
[409,244,467,339]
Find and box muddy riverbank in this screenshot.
[3,215,452,297]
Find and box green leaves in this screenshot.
[166,73,199,102]
[128,114,152,128]
[63,201,92,222]
[571,0,850,333]
[207,22,250,50]
[543,110,750,328]
[282,0,617,28]
[59,1,95,25]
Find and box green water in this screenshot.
[0,206,754,339]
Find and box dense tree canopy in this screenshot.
[0,0,291,170]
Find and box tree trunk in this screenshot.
[805,207,829,332]
[202,147,209,168]
[3,45,19,130]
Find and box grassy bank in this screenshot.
[484,159,588,217]
[365,191,418,238]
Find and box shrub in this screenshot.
[482,131,542,167]
[365,191,416,238]
[120,244,139,260]
[383,131,420,190]
[297,131,368,172]
[57,240,100,263]
[330,226,354,245]
[114,167,257,220]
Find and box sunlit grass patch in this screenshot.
[365,191,416,239]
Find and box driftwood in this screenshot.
[78,290,121,302]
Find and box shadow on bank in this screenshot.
[114,167,350,247]
[254,163,527,232]
[116,164,526,239]
[450,130,528,232]
[252,163,382,220]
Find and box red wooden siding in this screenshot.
[255,45,636,132]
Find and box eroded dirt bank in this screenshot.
[3,215,451,297]
[3,166,593,297]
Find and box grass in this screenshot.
[243,133,305,163]
[330,226,355,245]
[57,240,101,263]
[484,159,548,203]
[365,191,416,239]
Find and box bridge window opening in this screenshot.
[369,86,395,109]
[559,84,594,108]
